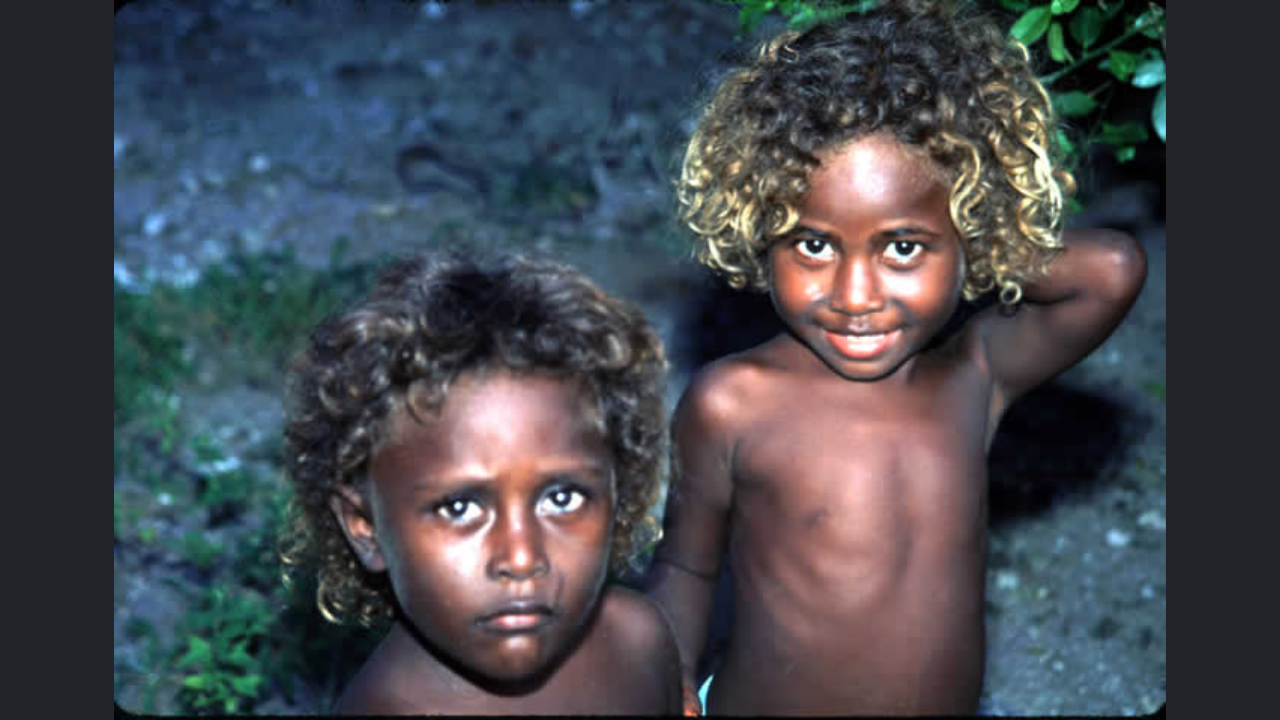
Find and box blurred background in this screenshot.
[113,0,1165,714]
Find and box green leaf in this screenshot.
[1068,7,1105,48]
[1097,121,1149,146]
[1056,129,1076,156]
[182,674,208,690]
[1104,49,1138,82]
[1047,22,1072,63]
[1099,0,1124,20]
[1152,84,1166,142]
[176,635,213,669]
[226,640,255,668]
[1010,6,1053,46]
[230,674,263,697]
[1113,146,1136,163]
[1132,56,1166,88]
[1136,7,1165,38]
[1053,90,1097,117]
[1050,0,1079,14]
[999,0,1032,11]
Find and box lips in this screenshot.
[822,328,902,360]
[476,601,555,635]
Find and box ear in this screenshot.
[329,483,388,573]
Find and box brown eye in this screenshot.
[435,497,483,524]
[795,237,834,260]
[537,487,587,515]
[884,241,922,264]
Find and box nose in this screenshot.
[829,255,884,315]
[486,506,550,582]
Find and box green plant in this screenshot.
[173,585,272,715]
[1003,0,1165,165]
[114,280,190,425]
[179,237,381,385]
[182,531,224,570]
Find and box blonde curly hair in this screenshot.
[677,0,1075,305]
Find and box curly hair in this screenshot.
[279,251,669,628]
[677,0,1076,305]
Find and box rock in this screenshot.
[248,154,271,173]
[143,212,167,237]
[995,570,1019,590]
[1106,529,1131,547]
[1137,510,1165,531]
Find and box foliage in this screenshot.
[723,0,1166,172]
[172,585,272,715]
[114,280,189,425]
[116,246,393,714]
[177,236,383,385]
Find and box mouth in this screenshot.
[822,328,902,360]
[476,602,555,635]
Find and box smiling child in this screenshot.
[280,251,683,715]
[645,0,1148,715]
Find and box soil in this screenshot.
[114,1,1166,715]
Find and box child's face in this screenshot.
[767,133,965,381]
[344,371,615,683]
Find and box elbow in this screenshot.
[1095,229,1148,306]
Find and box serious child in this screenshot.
[645,1,1148,715]
[280,251,683,715]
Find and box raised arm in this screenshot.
[979,227,1148,411]
[643,365,738,713]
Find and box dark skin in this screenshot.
[330,372,683,715]
[333,586,682,715]
[646,134,1147,715]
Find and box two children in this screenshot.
[280,253,683,714]
[644,0,1146,715]
[281,0,1147,714]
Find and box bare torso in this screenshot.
[706,329,996,715]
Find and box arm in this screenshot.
[600,587,688,715]
[643,367,738,713]
[980,227,1148,411]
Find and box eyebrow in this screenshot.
[881,226,942,238]
[410,461,611,492]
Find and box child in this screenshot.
[645,0,1148,715]
[279,251,683,715]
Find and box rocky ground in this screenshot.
[114,0,1165,715]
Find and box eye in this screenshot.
[883,240,923,265]
[794,236,835,261]
[435,497,483,525]
[537,487,587,516]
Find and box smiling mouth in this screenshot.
[476,605,555,635]
[822,329,902,360]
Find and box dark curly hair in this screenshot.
[279,251,669,628]
[678,0,1076,305]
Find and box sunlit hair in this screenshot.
[677,0,1075,305]
[279,251,669,628]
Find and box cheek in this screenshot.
[769,263,823,308]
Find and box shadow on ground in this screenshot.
[988,381,1149,527]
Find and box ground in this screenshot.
[114,1,1165,715]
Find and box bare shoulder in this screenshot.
[593,586,683,712]
[330,650,416,716]
[597,585,680,657]
[675,348,779,442]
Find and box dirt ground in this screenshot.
[114,0,1166,715]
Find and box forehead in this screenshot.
[376,371,607,478]
[807,133,949,209]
